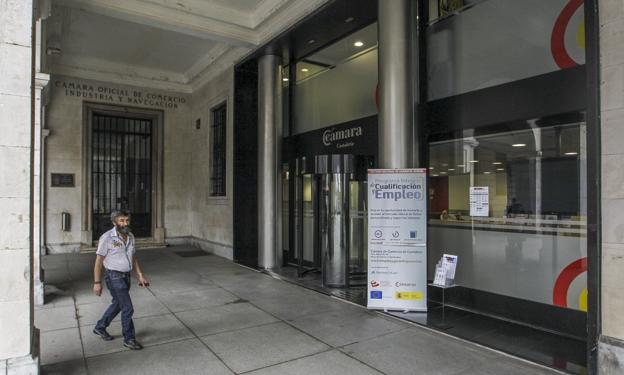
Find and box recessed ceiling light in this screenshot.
[440,171,447,175]
[442,163,448,167]
[432,174,439,177]
[429,167,434,170]
[496,168,505,171]
[354,41,364,47]
[307,39,316,44]
[301,68,309,72]
[469,160,479,163]
[512,143,526,147]
[492,162,502,165]
[484,171,491,174]
[282,78,289,82]
[447,168,455,171]
[457,164,465,167]
[565,152,578,155]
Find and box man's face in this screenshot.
[114,216,130,233]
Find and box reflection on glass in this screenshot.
[282,66,290,137]
[293,23,378,134]
[428,116,587,311]
[426,0,585,100]
[302,174,315,262]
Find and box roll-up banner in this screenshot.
[367,169,428,312]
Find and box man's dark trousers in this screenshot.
[95,269,135,341]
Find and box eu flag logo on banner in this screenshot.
[410,230,417,238]
[370,291,383,299]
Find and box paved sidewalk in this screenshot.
[38,246,561,375]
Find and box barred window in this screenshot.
[210,103,227,196]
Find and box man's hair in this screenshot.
[110,210,131,224]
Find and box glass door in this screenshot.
[349,179,368,284]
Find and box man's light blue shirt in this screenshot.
[96,227,135,273]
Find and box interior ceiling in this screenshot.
[56,8,218,73]
[156,0,264,14]
[429,122,583,175]
[294,22,377,83]
[307,22,377,66]
[45,0,330,93]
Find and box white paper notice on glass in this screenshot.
[469,186,489,217]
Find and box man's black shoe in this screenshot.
[123,340,143,350]
[93,328,114,341]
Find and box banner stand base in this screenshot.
[367,306,428,313]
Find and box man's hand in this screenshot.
[138,274,150,287]
[93,283,103,296]
[93,255,104,296]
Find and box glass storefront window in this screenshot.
[427,0,586,100]
[293,22,378,134]
[428,115,587,311]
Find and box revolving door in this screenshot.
[291,154,371,288]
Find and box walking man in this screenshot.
[92,210,149,350]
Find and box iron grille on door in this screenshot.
[211,103,227,196]
[92,114,153,240]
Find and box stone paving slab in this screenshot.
[201,322,330,373]
[175,302,279,337]
[156,287,240,312]
[289,308,409,347]
[40,328,83,366]
[80,313,194,357]
[86,339,234,375]
[40,359,87,375]
[146,273,218,295]
[36,285,75,310]
[249,290,356,321]
[34,305,78,332]
[246,349,383,375]
[342,328,555,375]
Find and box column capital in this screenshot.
[35,72,50,90]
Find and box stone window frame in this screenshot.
[206,93,231,203]
[81,102,166,245]
[209,101,227,197]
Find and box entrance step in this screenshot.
[80,239,167,253]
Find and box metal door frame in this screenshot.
[291,157,322,275]
[81,103,165,245]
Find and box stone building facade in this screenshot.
[1,0,624,374]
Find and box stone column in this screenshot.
[257,55,282,269]
[0,0,39,372]
[598,0,624,373]
[33,72,49,307]
[378,0,416,168]
[33,7,50,306]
